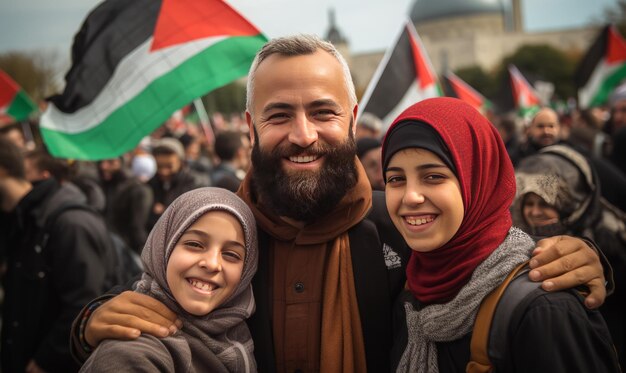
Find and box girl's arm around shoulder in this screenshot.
[507,290,620,373]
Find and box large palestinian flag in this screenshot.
[358,20,442,128]
[41,0,267,160]
[508,64,541,117]
[576,25,626,109]
[443,71,491,115]
[0,69,37,125]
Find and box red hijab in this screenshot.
[382,97,516,304]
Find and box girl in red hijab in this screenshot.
[382,97,618,373]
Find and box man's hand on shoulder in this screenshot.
[85,291,182,347]
[528,235,605,309]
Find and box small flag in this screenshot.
[0,69,37,124]
[41,0,267,160]
[508,64,541,117]
[443,71,491,115]
[576,25,626,109]
[358,20,442,128]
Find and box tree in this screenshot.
[495,44,578,100]
[454,65,498,99]
[0,51,62,102]
[201,79,247,116]
[601,0,626,36]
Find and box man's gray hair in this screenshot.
[245,34,357,114]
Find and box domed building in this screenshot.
[344,0,599,94]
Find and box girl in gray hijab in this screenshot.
[81,187,258,372]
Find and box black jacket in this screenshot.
[1,179,117,373]
[101,171,153,253]
[391,288,619,372]
[248,191,410,372]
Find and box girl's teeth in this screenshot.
[407,217,433,226]
[190,279,213,291]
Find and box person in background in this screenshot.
[147,137,209,229]
[355,112,383,140]
[511,107,626,212]
[513,144,626,367]
[98,157,153,254]
[23,150,106,213]
[0,137,117,373]
[179,132,213,175]
[609,127,626,175]
[0,123,28,150]
[607,83,626,137]
[211,130,251,192]
[357,137,385,191]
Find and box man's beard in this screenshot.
[251,126,358,223]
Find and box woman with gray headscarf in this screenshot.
[513,144,626,367]
[81,187,258,372]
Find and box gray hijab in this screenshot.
[135,187,258,372]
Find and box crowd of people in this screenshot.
[0,34,624,372]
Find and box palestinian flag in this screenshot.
[40,0,266,160]
[576,25,626,109]
[358,20,442,127]
[0,69,37,125]
[508,64,541,117]
[443,71,491,115]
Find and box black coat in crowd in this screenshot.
[101,170,153,253]
[1,179,118,373]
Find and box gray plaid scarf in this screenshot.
[396,227,534,373]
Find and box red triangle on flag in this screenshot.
[0,70,20,109]
[447,73,483,111]
[407,25,436,89]
[509,65,540,108]
[151,0,260,51]
[606,26,626,64]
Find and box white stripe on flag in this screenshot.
[578,58,618,108]
[381,80,439,128]
[41,35,225,134]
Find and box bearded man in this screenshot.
[70,35,609,372]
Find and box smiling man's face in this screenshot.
[245,50,358,221]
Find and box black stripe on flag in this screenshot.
[360,27,416,120]
[575,25,609,89]
[49,0,161,113]
[442,73,456,98]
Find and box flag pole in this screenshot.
[193,98,215,146]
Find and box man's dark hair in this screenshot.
[0,136,25,179]
[0,123,21,136]
[24,150,71,181]
[214,131,244,162]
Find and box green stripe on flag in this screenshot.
[7,90,37,121]
[42,34,265,160]
[587,64,626,107]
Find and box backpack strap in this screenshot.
[467,261,532,373]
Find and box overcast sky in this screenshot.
[0,0,619,59]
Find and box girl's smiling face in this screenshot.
[166,211,246,316]
[385,148,464,253]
